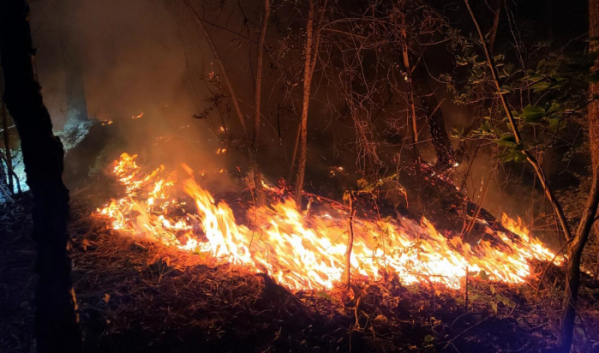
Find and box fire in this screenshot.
[96,153,563,291]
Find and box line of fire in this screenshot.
[0,0,597,352]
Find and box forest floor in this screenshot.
[2,192,599,353]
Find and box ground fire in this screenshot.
[97,153,561,291]
[4,0,599,352]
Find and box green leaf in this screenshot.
[513,151,527,162]
[520,105,546,123]
[530,81,552,92]
[424,335,435,342]
[494,135,517,147]
[491,301,498,314]
[547,102,561,114]
[549,118,564,131]
[490,285,496,294]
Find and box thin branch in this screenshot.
[463,0,572,241]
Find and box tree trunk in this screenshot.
[252,0,270,206]
[411,63,455,171]
[253,0,270,149]
[555,165,599,352]
[0,1,81,352]
[589,0,599,236]
[1,70,14,194]
[488,0,502,55]
[399,15,420,164]
[554,0,599,351]
[294,0,315,209]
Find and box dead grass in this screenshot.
[2,192,599,352]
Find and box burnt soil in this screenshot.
[2,192,599,353]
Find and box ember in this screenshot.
[97,153,562,291]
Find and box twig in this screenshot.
[182,0,263,202]
[443,317,489,350]
[463,167,496,237]
[534,240,570,299]
[463,0,572,241]
[354,296,361,329]
[464,266,469,313]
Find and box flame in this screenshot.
[96,153,563,291]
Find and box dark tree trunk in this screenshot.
[554,0,599,351]
[294,0,315,209]
[1,70,15,195]
[488,0,502,55]
[590,0,599,196]
[411,63,455,171]
[0,1,81,352]
[555,164,599,352]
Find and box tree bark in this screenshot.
[294,0,315,209]
[252,0,270,206]
[487,0,502,55]
[0,1,81,352]
[554,1,599,351]
[555,165,599,352]
[1,69,14,194]
[411,63,455,171]
[589,0,599,243]
[253,0,270,149]
[399,14,420,164]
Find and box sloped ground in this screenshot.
[2,194,599,353]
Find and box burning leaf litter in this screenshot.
[96,153,562,291]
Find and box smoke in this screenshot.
[28,0,261,191]
[23,0,539,227]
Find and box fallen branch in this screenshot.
[444,316,490,350]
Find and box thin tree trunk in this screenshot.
[488,0,502,55]
[294,0,315,208]
[464,0,572,242]
[1,70,14,193]
[253,0,270,148]
[555,165,599,352]
[411,62,455,171]
[183,0,264,201]
[0,1,81,352]
[287,121,302,184]
[589,0,599,251]
[399,16,420,164]
[555,0,599,350]
[252,0,270,206]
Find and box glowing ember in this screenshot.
[96,153,562,291]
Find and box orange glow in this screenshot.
[96,153,562,291]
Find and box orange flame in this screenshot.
[96,153,562,291]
